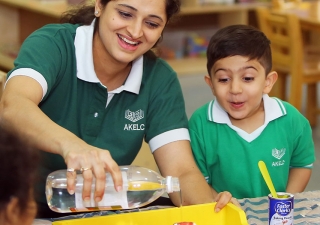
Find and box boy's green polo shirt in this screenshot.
[189,95,315,199]
[9,21,189,206]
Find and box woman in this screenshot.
[0,0,232,218]
[0,128,38,225]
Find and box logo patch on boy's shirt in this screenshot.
[272,148,286,160]
[272,148,286,167]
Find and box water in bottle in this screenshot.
[46,165,180,213]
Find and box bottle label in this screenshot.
[75,171,129,210]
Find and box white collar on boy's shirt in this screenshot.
[75,19,143,95]
[207,94,287,142]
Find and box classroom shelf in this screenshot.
[0,0,270,74]
[167,57,207,76]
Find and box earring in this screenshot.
[94,10,99,16]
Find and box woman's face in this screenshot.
[95,0,167,64]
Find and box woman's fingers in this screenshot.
[81,167,93,201]
[64,146,122,203]
[93,151,123,201]
[104,161,123,192]
[66,168,77,195]
[92,162,107,202]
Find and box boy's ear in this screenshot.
[263,71,278,94]
[204,75,215,95]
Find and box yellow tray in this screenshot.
[52,202,248,225]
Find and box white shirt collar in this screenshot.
[74,19,142,94]
[208,94,287,142]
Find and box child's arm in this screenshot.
[286,168,312,193]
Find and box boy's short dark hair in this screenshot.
[206,24,272,76]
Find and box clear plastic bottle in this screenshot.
[46,165,180,213]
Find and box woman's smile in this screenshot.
[117,34,141,51]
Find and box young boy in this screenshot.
[189,25,315,199]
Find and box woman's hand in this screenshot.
[63,144,123,202]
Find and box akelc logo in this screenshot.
[124,109,145,131]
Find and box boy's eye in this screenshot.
[243,77,254,82]
[218,78,229,83]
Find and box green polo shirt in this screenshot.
[189,95,315,199]
[9,21,189,206]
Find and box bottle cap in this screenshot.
[166,176,180,193]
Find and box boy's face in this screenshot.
[205,55,277,122]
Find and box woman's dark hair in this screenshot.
[0,129,38,213]
[61,0,181,27]
[206,25,272,76]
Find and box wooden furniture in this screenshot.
[270,1,320,44]
[0,0,66,71]
[0,0,270,75]
[256,7,320,126]
[271,0,301,10]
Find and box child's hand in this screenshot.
[214,191,241,212]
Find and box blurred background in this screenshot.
[0,0,319,193]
